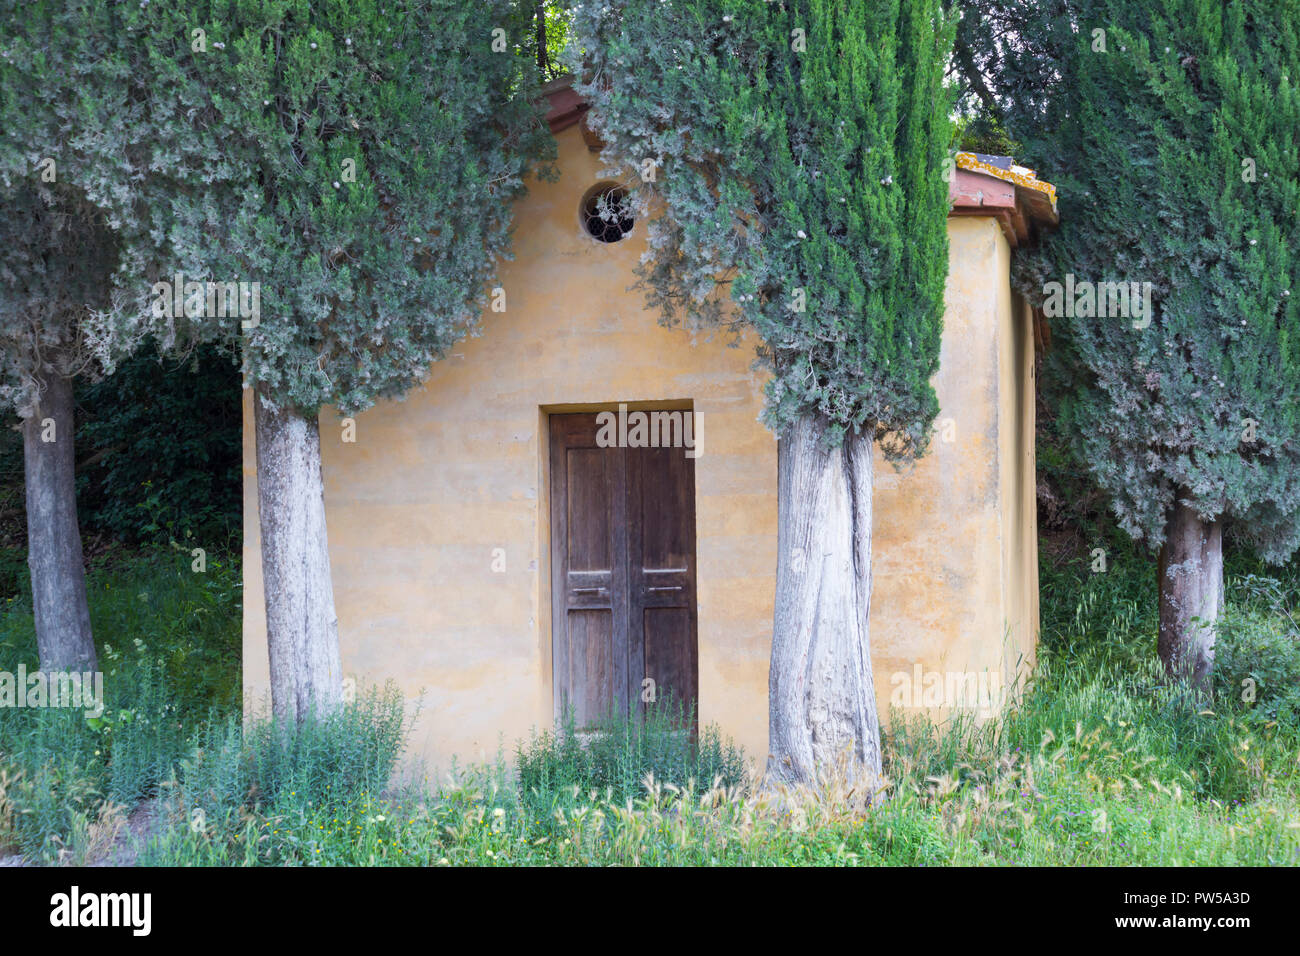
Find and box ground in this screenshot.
[1,542,1298,866]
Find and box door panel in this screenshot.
[550,411,698,730]
[566,447,612,571]
[570,610,616,722]
[549,414,628,726]
[627,445,697,724]
[642,607,696,720]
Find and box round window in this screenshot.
[581,183,635,243]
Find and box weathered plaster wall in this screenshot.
[242,125,1038,771]
[870,216,1033,724]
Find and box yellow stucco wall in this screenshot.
[242,125,1038,771]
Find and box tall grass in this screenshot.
[0,549,240,861]
[516,699,747,811]
[3,540,1299,866]
[140,686,409,866]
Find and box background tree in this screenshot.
[0,187,110,672]
[0,0,204,670]
[567,0,955,786]
[151,0,554,720]
[511,1,573,80]
[958,0,1300,688]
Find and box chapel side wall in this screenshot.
[870,216,1010,722]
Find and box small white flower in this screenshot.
[310,42,318,49]
[332,181,340,189]
[796,230,807,239]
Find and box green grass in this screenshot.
[2,541,1299,866]
[0,548,240,861]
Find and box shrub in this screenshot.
[240,685,409,811]
[1215,574,1300,722]
[515,699,748,819]
[75,342,241,547]
[0,549,240,859]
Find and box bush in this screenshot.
[0,549,27,604]
[164,685,408,830]
[1215,574,1300,722]
[75,342,241,547]
[0,549,240,860]
[142,686,410,866]
[515,699,748,819]
[240,685,409,811]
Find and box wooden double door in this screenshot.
[549,412,698,729]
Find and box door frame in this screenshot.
[538,401,697,727]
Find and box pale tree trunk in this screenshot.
[1157,492,1223,692]
[253,385,342,723]
[768,413,881,789]
[23,366,96,671]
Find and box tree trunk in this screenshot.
[23,367,96,671]
[767,413,882,790]
[1157,492,1223,691]
[535,1,548,77]
[253,385,342,723]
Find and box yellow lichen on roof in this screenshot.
[955,152,1058,212]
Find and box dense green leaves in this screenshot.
[0,1,155,414]
[142,0,556,417]
[966,0,1300,560]
[567,0,955,453]
[75,343,241,546]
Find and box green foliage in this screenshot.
[0,549,240,860]
[74,342,241,546]
[167,685,406,832]
[135,553,1300,865]
[0,0,224,411]
[0,341,240,566]
[515,699,747,816]
[506,0,573,80]
[5,540,1297,866]
[141,687,408,865]
[239,686,408,810]
[1214,573,1300,722]
[0,549,26,604]
[145,0,555,417]
[971,0,1300,560]
[566,0,955,452]
[955,109,1021,156]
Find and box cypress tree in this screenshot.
[964,0,1300,687]
[567,0,955,784]
[0,1,216,670]
[148,0,554,720]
